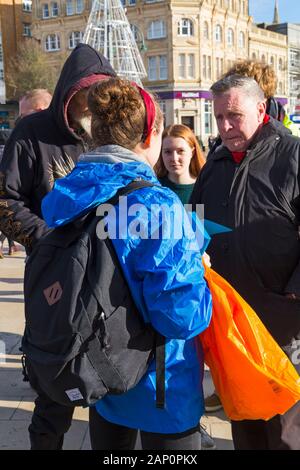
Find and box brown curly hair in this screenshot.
[88,78,163,149]
[223,59,277,99]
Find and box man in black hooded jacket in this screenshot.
[190,75,300,450]
[0,43,116,449]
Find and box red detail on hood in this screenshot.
[64,74,110,131]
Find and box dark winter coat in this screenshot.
[190,117,300,368]
[0,43,116,251]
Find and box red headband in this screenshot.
[132,83,156,144]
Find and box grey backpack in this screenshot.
[22,180,165,408]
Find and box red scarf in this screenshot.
[231,114,270,164]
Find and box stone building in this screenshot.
[29,1,289,142]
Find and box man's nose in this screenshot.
[222,120,233,132]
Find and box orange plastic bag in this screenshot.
[199,266,300,421]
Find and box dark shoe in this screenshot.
[29,431,64,450]
[205,393,223,413]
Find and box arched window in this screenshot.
[278,81,283,94]
[45,34,60,51]
[252,52,257,60]
[69,31,83,49]
[215,24,222,42]
[239,31,245,48]
[203,21,209,40]
[178,18,194,36]
[261,54,266,64]
[227,28,234,46]
[270,56,275,67]
[279,58,283,71]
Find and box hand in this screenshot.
[285,293,300,301]
[202,252,211,268]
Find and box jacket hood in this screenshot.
[42,145,159,228]
[49,43,116,139]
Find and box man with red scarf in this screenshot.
[190,75,300,450]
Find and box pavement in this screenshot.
[0,242,233,450]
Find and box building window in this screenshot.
[130,24,139,40]
[128,0,136,5]
[202,55,207,79]
[215,25,222,43]
[148,56,157,80]
[69,31,83,49]
[159,55,168,80]
[239,31,245,48]
[187,54,195,78]
[148,55,167,81]
[252,52,257,60]
[178,18,194,37]
[51,2,58,16]
[203,21,209,40]
[202,54,211,80]
[0,44,3,63]
[270,56,274,67]
[76,0,84,14]
[179,54,185,78]
[23,0,32,12]
[0,69,4,80]
[278,58,283,71]
[216,57,223,79]
[147,20,166,40]
[23,23,31,36]
[278,82,283,94]
[204,100,212,135]
[227,28,234,46]
[42,3,49,18]
[45,34,60,51]
[261,54,266,64]
[66,0,74,15]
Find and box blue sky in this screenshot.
[249,0,300,24]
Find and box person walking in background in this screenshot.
[0,89,53,258]
[18,89,52,122]
[42,77,212,450]
[0,43,116,450]
[190,75,300,449]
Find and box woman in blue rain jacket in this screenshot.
[42,78,212,450]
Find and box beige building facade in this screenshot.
[30,0,289,143]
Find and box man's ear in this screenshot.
[258,100,267,122]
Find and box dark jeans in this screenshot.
[89,406,201,450]
[26,360,75,450]
[231,400,300,450]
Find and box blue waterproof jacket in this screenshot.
[42,145,212,433]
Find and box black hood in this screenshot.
[49,43,116,135]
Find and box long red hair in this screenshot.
[155,124,205,178]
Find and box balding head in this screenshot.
[19,89,52,118]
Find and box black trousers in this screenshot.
[231,400,300,450]
[89,406,201,450]
[27,360,75,450]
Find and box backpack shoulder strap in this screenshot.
[107,179,155,207]
[106,178,166,409]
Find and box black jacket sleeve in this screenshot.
[0,137,50,251]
